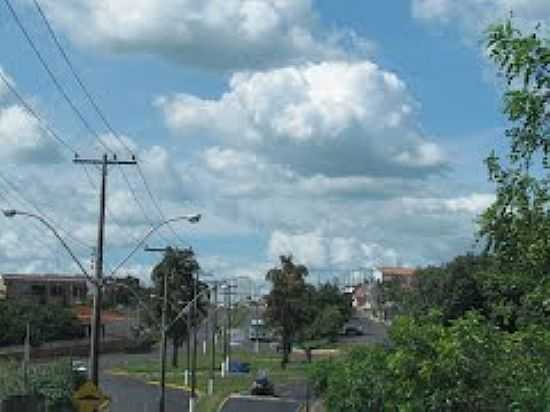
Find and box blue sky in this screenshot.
[0,0,548,289]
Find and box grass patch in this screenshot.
[113,346,314,412]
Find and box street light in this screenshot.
[2,209,94,284]
[109,214,201,279]
[2,208,201,389]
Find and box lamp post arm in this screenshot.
[104,280,160,330]
[108,216,195,279]
[14,211,96,285]
[166,287,210,333]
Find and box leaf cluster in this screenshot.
[311,313,550,411]
[0,301,82,347]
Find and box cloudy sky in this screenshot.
[0,0,548,288]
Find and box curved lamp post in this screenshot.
[108,213,201,279]
[2,209,94,283]
[2,208,201,390]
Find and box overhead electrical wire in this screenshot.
[0,177,87,266]
[0,170,94,251]
[31,0,189,248]
[0,70,78,155]
[2,0,113,154]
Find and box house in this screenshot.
[0,273,88,306]
[379,266,417,289]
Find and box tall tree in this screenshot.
[264,255,310,368]
[480,20,550,277]
[150,247,205,368]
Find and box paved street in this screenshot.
[220,396,301,412]
[101,373,189,412]
[97,352,190,412]
[338,314,388,345]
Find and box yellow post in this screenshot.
[72,381,111,412]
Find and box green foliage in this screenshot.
[480,20,550,276]
[300,283,351,346]
[0,301,82,347]
[0,360,77,407]
[150,247,206,367]
[312,314,550,411]
[312,20,550,412]
[264,255,310,367]
[395,254,487,324]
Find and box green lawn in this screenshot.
[111,346,312,412]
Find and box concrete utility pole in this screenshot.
[74,153,136,386]
[144,246,173,412]
[208,282,218,395]
[221,281,237,374]
[159,269,169,412]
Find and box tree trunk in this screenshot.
[281,336,289,369]
[305,347,312,363]
[172,337,179,368]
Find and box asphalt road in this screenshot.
[97,352,190,412]
[338,314,388,345]
[220,396,301,412]
[101,372,189,412]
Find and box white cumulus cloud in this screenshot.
[412,0,550,37]
[37,0,367,70]
[158,61,447,178]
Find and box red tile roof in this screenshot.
[379,267,416,276]
[73,305,126,324]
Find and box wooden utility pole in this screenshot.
[74,153,136,386]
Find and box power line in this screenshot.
[0,70,78,155]
[3,0,112,154]
[32,0,134,156]
[0,170,93,251]
[135,164,189,246]
[0,180,82,264]
[30,0,190,248]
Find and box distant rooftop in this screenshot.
[0,273,87,283]
[378,267,416,276]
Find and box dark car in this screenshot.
[343,325,364,336]
[250,371,275,396]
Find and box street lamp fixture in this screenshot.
[2,209,17,218]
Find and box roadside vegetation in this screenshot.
[112,348,318,412]
[0,301,82,347]
[0,359,81,408]
[310,20,550,411]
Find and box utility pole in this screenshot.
[190,270,198,412]
[221,280,237,374]
[208,282,218,395]
[144,246,173,412]
[159,269,169,412]
[74,153,136,386]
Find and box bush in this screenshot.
[311,313,550,411]
[0,360,78,408]
[0,301,82,347]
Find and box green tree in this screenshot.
[398,254,488,323]
[150,247,206,368]
[480,20,550,277]
[0,301,82,347]
[264,255,310,368]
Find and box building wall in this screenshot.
[0,277,6,300]
[2,279,87,306]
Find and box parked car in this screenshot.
[250,370,275,396]
[342,324,364,336]
[71,359,88,388]
[228,361,250,373]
